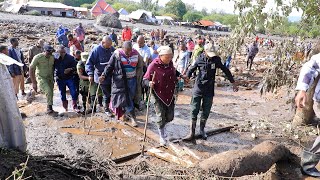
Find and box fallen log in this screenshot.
[26,35,40,40]
[199,141,292,177]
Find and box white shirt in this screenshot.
[296,53,320,102]
[133,44,151,64]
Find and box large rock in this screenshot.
[96,13,122,29]
[199,141,291,177]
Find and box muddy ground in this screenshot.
[0,12,319,179]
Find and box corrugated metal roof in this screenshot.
[155,16,174,21]
[27,1,73,9]
[73,7,88,12]
[198,20,214,27]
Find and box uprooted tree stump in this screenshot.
[96,13,122,29]
[199,141,292,177]
[292,75,320,127]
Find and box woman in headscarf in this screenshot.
[143,46,188,146]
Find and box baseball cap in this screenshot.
[204,43,217,57]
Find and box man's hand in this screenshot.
[99,75,105,83]
[32,83,38,92]
[64,68,73,74]
[295,90,307,108]
[89,76,94,83]
[149,81,155,89]
[11,73,16,78]
[181,75,189,84]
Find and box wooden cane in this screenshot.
[83,81,92,130]
[141,72,156,156]
[87,82,100,135]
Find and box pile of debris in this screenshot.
[96,13,122,29]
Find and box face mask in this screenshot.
[53,52,60,59]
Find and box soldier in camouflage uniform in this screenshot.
[77,52,92,113]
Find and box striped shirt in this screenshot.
[118,49,139,78]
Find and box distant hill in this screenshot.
[288,16,301,22]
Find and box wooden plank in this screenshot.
[112,126,233,164]
[147,148,194,168]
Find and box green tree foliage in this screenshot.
[140,0,159,12]
[164,0,186,20]
[183,12,203,22]
[112,2,139,12]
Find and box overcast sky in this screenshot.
[132,0,302,16]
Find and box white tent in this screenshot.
[129,9,156,23]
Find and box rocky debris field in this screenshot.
[0,12,319,179]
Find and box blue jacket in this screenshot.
[85,44,115,84]
[54,54,77,80]
[8,47,26,76]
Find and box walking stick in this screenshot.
[87,82,100,135]
[83,81,92,130]
[141,72,156,156]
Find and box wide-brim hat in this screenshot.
[204,43,217,57]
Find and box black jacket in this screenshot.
[103,51,129,108]
[187,54,235,97]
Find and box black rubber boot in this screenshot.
[183,119,197,144]
[301,149,320,177]
[200,119,208,140]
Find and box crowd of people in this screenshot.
[0,23,238,146]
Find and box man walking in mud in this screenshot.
[86,36,115,117]
[184,43,238,142]
[29,45,57,114]
[295,52,320,177]
[26,39,45,83]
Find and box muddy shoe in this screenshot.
[46,105,58,116]
[183,120,197,144]
[21,91,26,96]
[158,128,167,146]
[105,108,115,117]
[131,119,138,127]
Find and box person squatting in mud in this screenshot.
[183,42,238,143]
[143,46,189,146]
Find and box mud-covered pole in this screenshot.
[141,72,156,156]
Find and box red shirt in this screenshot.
[122,28,132,41]
[68,38,83,51]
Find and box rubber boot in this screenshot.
[62,100,68,112]
[158,127,167,146]
[200,119,208,140]
[183,119,197,144]
[301,150,320,177]
[72,100,80,113]
[46,105,57,115]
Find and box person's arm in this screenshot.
[21,51,27,73]
[77,63,89,81]
[28,48,33,64]
[103,53,117,77]
[186,59,198,78]
[136,54,144,78]
[29,56,38,91]
[85,49,96,77]
[296,56,319,92]
[216,57,235,83]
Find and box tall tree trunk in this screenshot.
[292,75,320,126]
